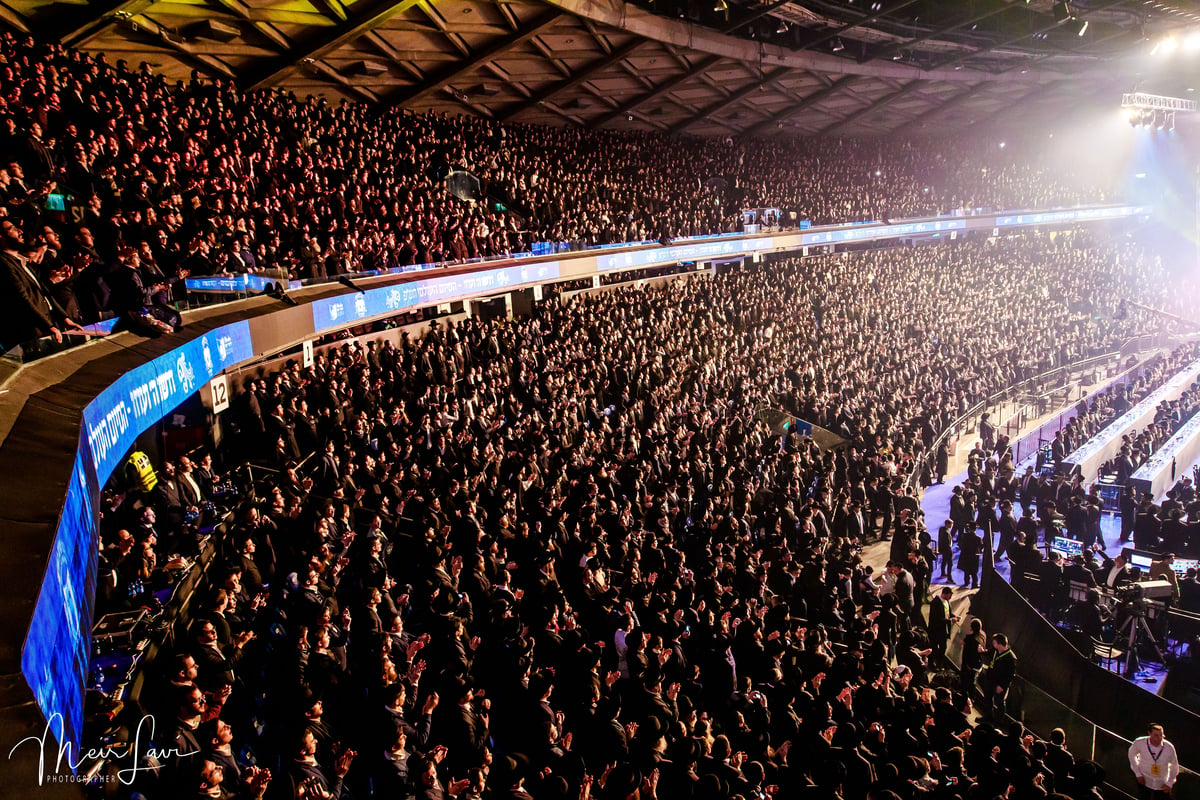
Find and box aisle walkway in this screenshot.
[922,362,1130,538]
[913,363,1147,650]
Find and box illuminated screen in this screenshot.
[1129,553,1155,570]
[21,435,98,757]
[311,263,562,332]
[83,321,254,486]
[24,320,257,756]
[1050,536,1084,558]
[1172,558,1199,575]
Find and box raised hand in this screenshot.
[334,748,356,777]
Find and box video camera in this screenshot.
[1113,582,1148,616]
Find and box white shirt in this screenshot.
[1128,735,1178,790]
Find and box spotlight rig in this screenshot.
[1121,92,1195,129]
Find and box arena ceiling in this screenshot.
[3,0,1198,136]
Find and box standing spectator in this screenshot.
[1128,723,1179,800]
[936,520,954,582]
[0,217,82,348]
[959,618,987,699]
[958,526,982,590]
[982,633,1017,722]
[926,587,958,668]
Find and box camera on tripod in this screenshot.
[1113,583,1149,615]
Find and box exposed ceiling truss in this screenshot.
[0,0,1184,137]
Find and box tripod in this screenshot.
[1120,606,1166,680]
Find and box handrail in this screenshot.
[904,333,1181,494]
[183,202,1151,298]
[0,201,1161,778]
[904,349,1125,493]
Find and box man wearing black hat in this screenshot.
[995,500,1018,561]
[1120,484,1138,544]
[1134,494,1162,551]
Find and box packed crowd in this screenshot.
[935,342,1200,675]
[1096,380,1200,485]
[0,30,1123,348]
[89,233,1185,800]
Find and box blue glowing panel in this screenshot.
[21,435,99,757]
[994,205,1150,228]
[185,275,302,293]
[83,321,254,486]
[800,219,966,245]
[597,238,775,271]
[312,262,562,332]
[1049,536,1084,559]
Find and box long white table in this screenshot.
[1129,410,1200,499]
[1061,358,1200,483]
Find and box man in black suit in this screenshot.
[937,520,954,582]
[434,680,490,776]
[995,500,1018,561]
[1120,485,1138,543]
[1064,554,1098,588]
[1018,466,1038,514]
[983,633,1017,721]
[266,402,301,463]
[1040,551,1067,616]
[1133,494,1162,551]
[1179,568,1200,612]
[926,586,958,667]
[193,453,220,499]
[229,533,265,596]
[173,685,208,760]
[154,460,187,528]
[178,455,207,507]
[317,442,342,496]
[0,217,82,349]
[1050,431,1067,466]
[287,728,355,799]
[1103,554,1134,590]
[1065,496,1088,545]
[191,618,253,690]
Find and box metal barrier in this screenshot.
[1016,680,1199,800]
[971,558,1200,781]
[908,349,1131,492]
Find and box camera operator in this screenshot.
[1103,553,1135,590]
[1069,587,1112,643]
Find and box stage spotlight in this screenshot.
[1052,1,1072,23]
[831,37,845,52]
[1161,36,1178,54]
[1073,19,1088,36]
[777,20,788,33]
